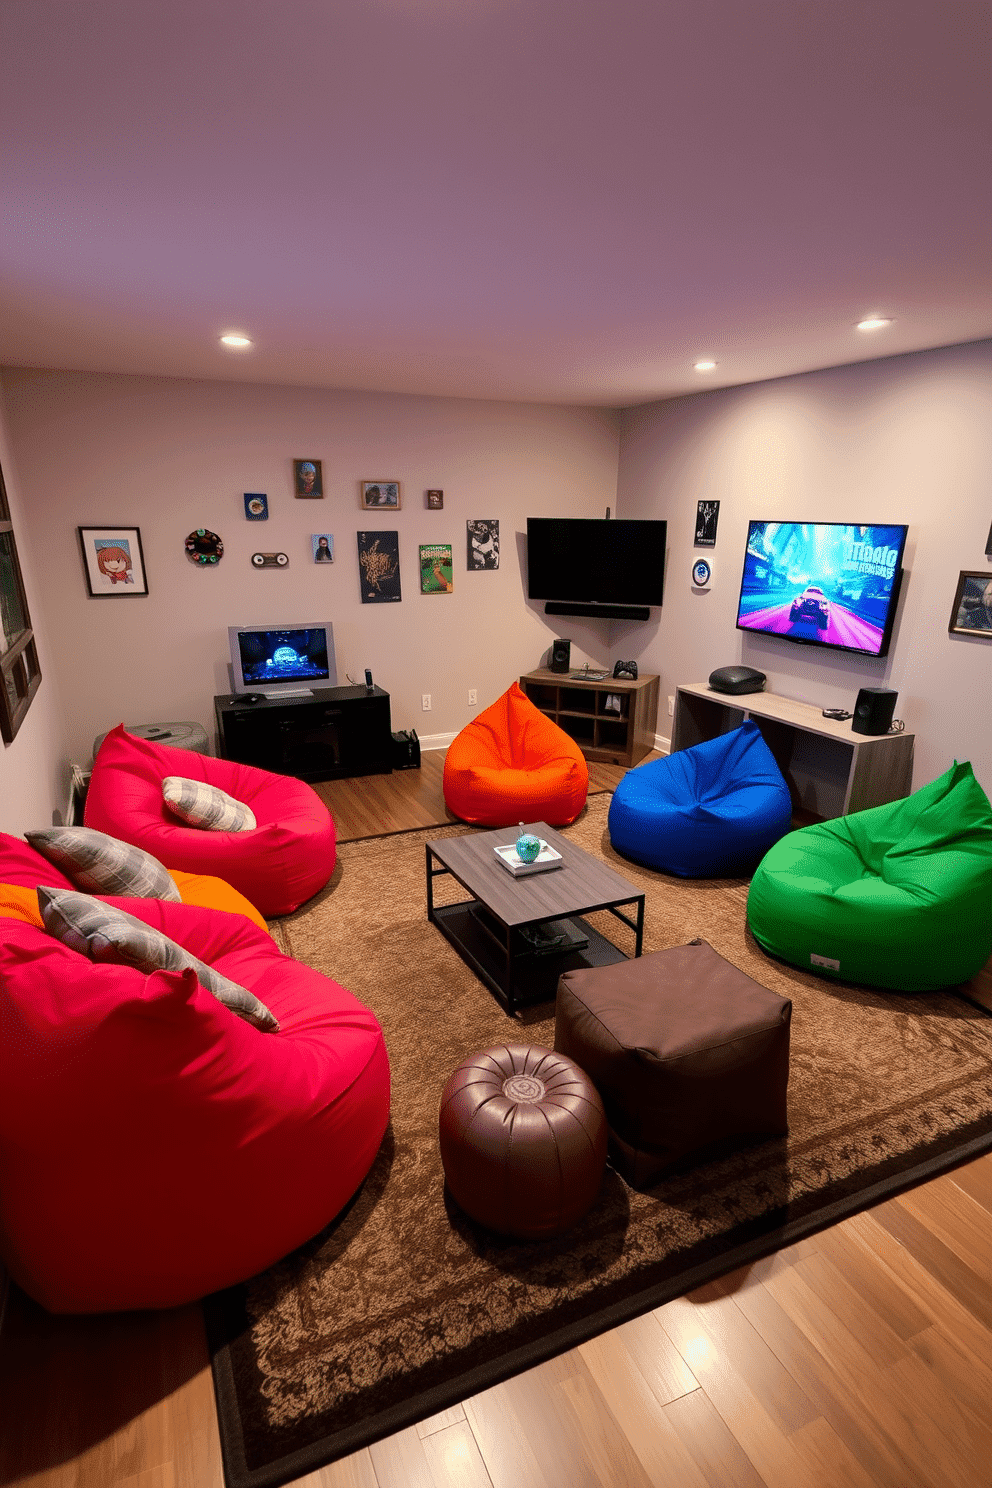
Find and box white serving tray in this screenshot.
[493,840,564,877]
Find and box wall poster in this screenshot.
[357,531,401,603]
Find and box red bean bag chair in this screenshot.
[443,681,589,827]
[85,725,336,917]
[0,829,270,933]
[0,895,389,1313]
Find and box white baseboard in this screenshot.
[418,731,458,751]
[420,731,670,757]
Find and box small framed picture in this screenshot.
[948,571,992,637]
[694,500,720,547]
[360,480,401,510]
[244,492,269,520]
[426,489,444,510]
[311,533,334,563]
[78,526,149,597]
[294,460,323,498]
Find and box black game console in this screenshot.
[613,660,638,680]
[709,666,766,695]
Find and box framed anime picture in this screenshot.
[293,460,323,498]
[948,571,992,637]
[360,480,401,510]
[78,526,149,597]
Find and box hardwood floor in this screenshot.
[3,750,992,1488]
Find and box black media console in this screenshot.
[214,686,392,782]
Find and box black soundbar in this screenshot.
[544,601,651,621]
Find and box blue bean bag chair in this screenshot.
[747,760,992,992]
[608,720,793,877]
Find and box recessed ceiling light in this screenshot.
[694,360,717,372]
[220,332,253,349]
[856,317,893,332]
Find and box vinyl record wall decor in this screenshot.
[185,529,224,565]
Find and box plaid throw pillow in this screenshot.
[26,826,182,901]
[37,887,279,1033]
[162,777,257,832]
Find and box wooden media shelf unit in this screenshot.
[520,668,660,768]
[672,683,915,819]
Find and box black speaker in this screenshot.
[852,687,897,736]
[391,729,421,769]
[549,639,571,674]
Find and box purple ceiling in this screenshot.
[1,0,989,405]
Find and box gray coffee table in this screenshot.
[426,821,644,1013]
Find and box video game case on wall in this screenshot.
[420,543,453,593]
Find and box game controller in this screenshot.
[613,660,638,680]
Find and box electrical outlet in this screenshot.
[422,693,432,711]
[667,695,675,717]
[468,689,477,706]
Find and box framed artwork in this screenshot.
[293,460,323,498]
[0,460,42,742]
[426,489,444,510]
[244,492,269,520]
[360,480,401,510]
[358,531,401,603]
[948,571,992,637]
[420,543,453,593]
[78,526,149,597]
[312,533,334,563]
[467,518,499,570]
[694,500,720,547]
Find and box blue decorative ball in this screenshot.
[516,832,541,862]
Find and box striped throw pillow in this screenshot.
[37,887,278,1033]
[162,777,257,832]
[25,826,182,901]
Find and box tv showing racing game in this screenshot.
[735,521,908,658]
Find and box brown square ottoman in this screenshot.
[554,939,791,1188]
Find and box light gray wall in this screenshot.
[616,338,992,792]
[0,399,71,834]
[0,370,621,768]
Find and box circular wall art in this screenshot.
[185,529,224,565]
[691,558,712,589]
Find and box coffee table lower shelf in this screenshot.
[430,899,631,1013]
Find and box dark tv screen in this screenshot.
[526,518,667,607]
[736,521,908,658]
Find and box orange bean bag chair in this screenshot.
[443,682,589,827]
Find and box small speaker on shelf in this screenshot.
[549,639,571,674]
[851,687,897,736]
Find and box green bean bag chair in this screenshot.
[747,761,992,992]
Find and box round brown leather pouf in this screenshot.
[438,1043,607,1239]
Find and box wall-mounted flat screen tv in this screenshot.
[736,521,908,658]
[228,622,337,697]
[526,517,667,610]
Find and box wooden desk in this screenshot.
[672,683,914,817]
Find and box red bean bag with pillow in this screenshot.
[443,681,589,827]
[0,898,389,1313]
[85,725,336,916]
[0,831,269,932]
